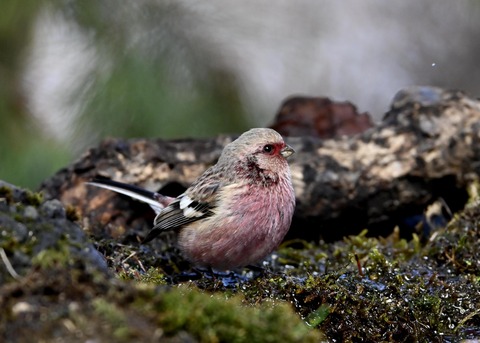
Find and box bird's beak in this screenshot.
[280,144,295,158]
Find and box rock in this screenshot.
[0,183,323,342]
[40,86,480,241]
[0,180,109,284]
[270,96,373,138]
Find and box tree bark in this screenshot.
[40,86,480,240]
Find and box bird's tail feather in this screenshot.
[86,178,168,214]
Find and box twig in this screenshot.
[0,247,21,280]
[354,253,364,277]
[455,308,480,332]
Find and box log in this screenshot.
[40,86,480,241]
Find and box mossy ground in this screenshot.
[114,202,480,342]
[1,182,480,342]
[0,183,324,342]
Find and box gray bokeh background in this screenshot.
[2,1,480,188]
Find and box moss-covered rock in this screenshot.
[0,181,109,283]
[0,181,324,342]
[1,179,480,341]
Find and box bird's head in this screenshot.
[219,128,294,183]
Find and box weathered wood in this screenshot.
[40,86,480,240]
[288,87,479,239]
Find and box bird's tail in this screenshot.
[86,178,173,214]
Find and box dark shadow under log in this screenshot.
[40,86,480,241]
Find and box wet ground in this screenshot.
[1,181,479,342]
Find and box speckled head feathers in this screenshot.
[218,128,289,162]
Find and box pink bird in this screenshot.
[87,128,296,270]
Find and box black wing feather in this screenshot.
[142,199,214,243]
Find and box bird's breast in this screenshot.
[177,180,295,270]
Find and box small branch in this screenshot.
[0,247,21,280]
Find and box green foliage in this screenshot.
[79,54,249,141]
[0,0,71,188]
[0,1,251,188]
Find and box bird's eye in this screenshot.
[263,144,274,153]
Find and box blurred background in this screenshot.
[1,1,480,188]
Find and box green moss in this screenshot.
[0,185,14,204]
[24,189,43,207]
[3,179,480,341]
[65,204,80,221]
[0,185,42,208]
[150,285,324,343]
[12,213,24,222]
[139,267,168,285]
[93,298,133,340]
[117,266,168,285]
[305,304,330,327]
[32,248,71,269]
[31,238,72,269]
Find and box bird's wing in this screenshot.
[143,169,223,243]
[142,195,215,243]
[86,178,173,214]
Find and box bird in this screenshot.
[87,128,296,270]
